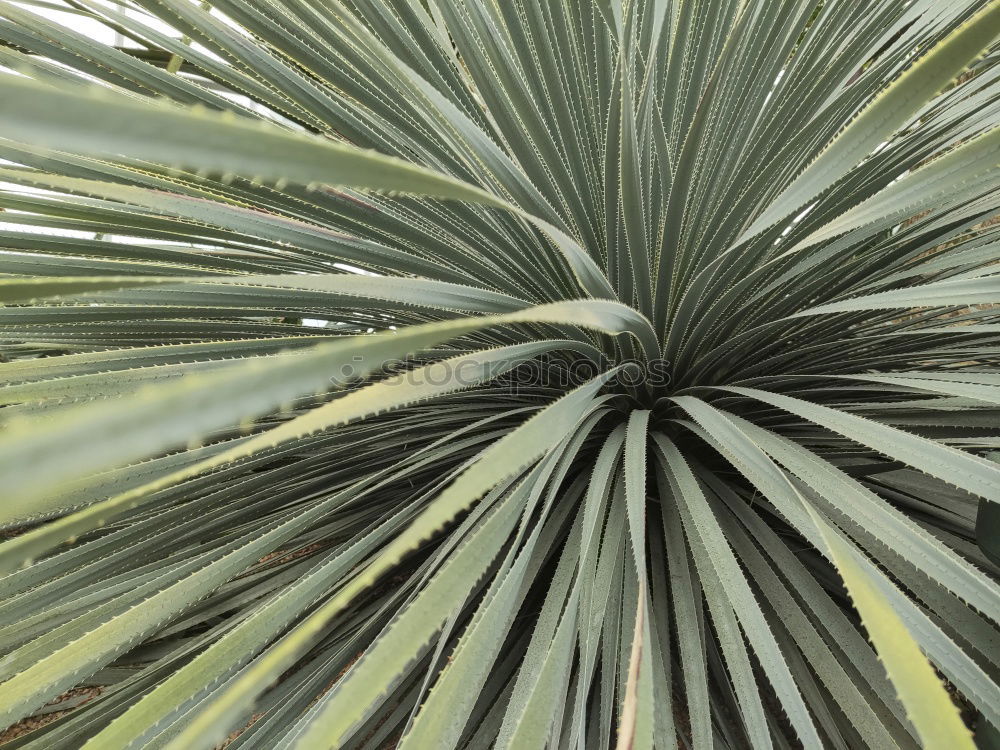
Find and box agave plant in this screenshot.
[0,0,999,748]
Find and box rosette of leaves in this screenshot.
[0,1,999,748]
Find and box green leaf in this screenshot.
[738,0,1000,243]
